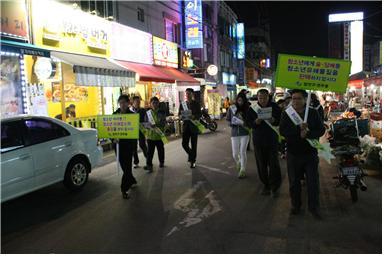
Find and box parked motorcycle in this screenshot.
[329,118,367,202]
[200,108,217,132]
[332,145,367,202]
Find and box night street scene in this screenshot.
[0,0,383,254]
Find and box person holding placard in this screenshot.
[130,96,148,168]
[279,89,325,219]
[113,95,137,199]
[247,89,282,198]
[178,88,202,168]
[226,93,251,179]
[143,97,167,173]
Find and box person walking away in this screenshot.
[279,89,325,219]
[179,88,202,168]
[310,93,324,121]
[143,97,166,173]
[247,89,282,198]
[130,96,148,168]
[226,93,251,178]
[114,95,137,199]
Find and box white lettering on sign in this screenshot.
[285,105,303,126]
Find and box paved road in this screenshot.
[1,121,382,253]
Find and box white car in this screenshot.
[1,115,103,202]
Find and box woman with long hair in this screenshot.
[226,93,251,178]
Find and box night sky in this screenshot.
[227,1,382,60]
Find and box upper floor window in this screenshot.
[77,0,115,20]
[165,19,175,42]
[138,7,145,22]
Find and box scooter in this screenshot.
[332,145,367,202]
[200,108,217,132]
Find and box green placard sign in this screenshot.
[97,114,139,139]
[275,54,351,93]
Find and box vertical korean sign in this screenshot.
[97,114,139,139]
[184,0,203,49]
[236,23,245,59]
[275,54,351,93]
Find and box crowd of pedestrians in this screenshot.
[113,88,325,219]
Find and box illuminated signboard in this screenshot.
[328,12,363,23]
[31,0,111,57]
[111,22,153,64]
[222,72,236,85]
[153,36,178,68]
[236,23,245,59]
[184,0,203,49]
[1,0,29,40]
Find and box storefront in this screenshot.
[0,40,51,118]
[29,0,135,120]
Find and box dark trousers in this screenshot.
[253,142,282,191]
[116,142,137,193]
[146,139,165,166]
[287,152,320,211]
[182,130,198,162]
[133,133,148,164]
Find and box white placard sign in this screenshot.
[147,110,156,125]
[231,116,244,126]
[285,105,303,126]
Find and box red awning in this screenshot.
[114,60,176,83]
[158,67,200,84]
[348,79,364,89]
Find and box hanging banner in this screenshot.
[275,54,351,93]
[97,114,139,139]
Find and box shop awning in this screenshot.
[113,60,176,83]
[1,40,50,57]
[51,51,136,87]
[158,67,201,85]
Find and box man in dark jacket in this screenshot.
[113,95,137,199]
[247,89,282,197]
[279,89,325,219]
[130,96,147,168]
[178,88,202,168]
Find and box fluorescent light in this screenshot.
[328,12,363,23]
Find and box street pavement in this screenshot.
[1,120,382,254]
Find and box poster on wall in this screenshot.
[0,56,23,118]
[27,83,48,116]
[49,82,88,102]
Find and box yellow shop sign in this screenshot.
[31,0,111,57]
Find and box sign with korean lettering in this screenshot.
[97,114,139,139]
[275,54,351,93]
[1,0,29,40]
[31,0,111,58]
[153,36,178,68]
[184,0,203,49]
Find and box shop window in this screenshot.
[165,19,174,42]
[1,121,24,153]
[24,119,70,146]
[138,7,145,22]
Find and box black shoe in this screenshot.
[290,207,300,215]
[159,162,165,168]
[122,192,129,199]
[190,162,196,168]
[260,187,271,196]
[310,210,322,220]
[144,166,153,173]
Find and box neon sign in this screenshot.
[184,0,203,49]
